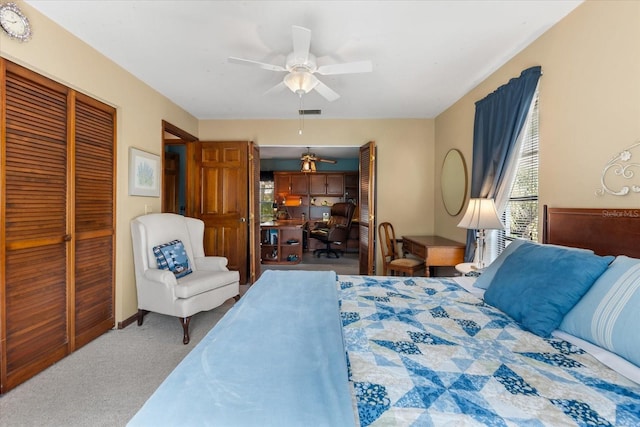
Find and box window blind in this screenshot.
[497,92,539,252]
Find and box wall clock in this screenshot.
[0,2,31,42]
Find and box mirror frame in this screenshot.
[441,149,468,216]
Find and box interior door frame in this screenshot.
[161,120,198,216]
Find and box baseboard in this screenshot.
[117,311,140,329]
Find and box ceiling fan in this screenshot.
[300,148,336,173]
[228,25,372,102]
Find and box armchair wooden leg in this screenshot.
[180,316,192,345]
[137,309,149,326]
[233,294,241,302]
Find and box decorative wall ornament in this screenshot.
[596,141,640,196]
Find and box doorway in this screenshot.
[258,143,376,275]
[161,120,198,216]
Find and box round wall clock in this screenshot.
[0,2,32,42]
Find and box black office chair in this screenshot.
[309,202,356,258]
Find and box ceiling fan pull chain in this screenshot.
[298,94,304,135]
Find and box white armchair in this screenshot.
[131,213,240,344]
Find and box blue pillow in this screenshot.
[153,240,192,278]
[474,240,594,290]
[560,256,640,367]
[483,243,613,337]
[473,239,528,289]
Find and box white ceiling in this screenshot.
[24,1,581,160]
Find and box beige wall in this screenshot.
[199,118,436,271]
[435,0,640,243]
[1,1,199,322]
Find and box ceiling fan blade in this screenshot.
[291,25,311,64]
[314,80,340,102]
[318,158,337,164]
[228,57,286,72]
[316,60,373,75]
[263,81,286,96]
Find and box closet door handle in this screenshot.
[63,234,72,241]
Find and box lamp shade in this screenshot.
[457,198,504,230]
[300,159,316,173]
[284,71,319,95]
[283,196,302,207]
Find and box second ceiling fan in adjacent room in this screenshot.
[300,148,336,173]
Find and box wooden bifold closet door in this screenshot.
[0,60,116,393]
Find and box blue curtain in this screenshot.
[464,66,542,262]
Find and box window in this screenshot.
[259,178,276,222]
[496,92,539,253]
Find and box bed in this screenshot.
[128,207,640,426]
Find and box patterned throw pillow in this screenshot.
[152,240,192,278]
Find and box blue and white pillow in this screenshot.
[153,240,192,278]
[560,255,640,367]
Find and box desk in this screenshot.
[401,235,465,277]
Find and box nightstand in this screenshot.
[455,262,482,276]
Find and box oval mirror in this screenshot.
[441,149,468,216]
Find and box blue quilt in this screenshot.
[338,275,640,426]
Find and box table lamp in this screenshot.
[457,198,504,269]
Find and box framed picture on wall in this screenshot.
[129,147,160,197]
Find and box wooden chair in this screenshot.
[378,222,426,276]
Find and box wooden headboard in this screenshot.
[543,206,640,258]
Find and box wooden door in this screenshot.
[359,141,377,275]
[195,141,249,284]
[2,62,71,392]
[72,93,116,349]
[249,143,260,283]
[1,60,115,393]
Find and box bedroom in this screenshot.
[1,0,639,423]
[0,0,634,328]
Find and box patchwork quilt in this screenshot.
[338,275,640,426]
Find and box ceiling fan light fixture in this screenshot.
[301,159,316,173]
[284,70,318,95]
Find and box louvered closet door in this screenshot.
[2,63,71,391]
[1,61,115,393]
[73,93,115,349]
